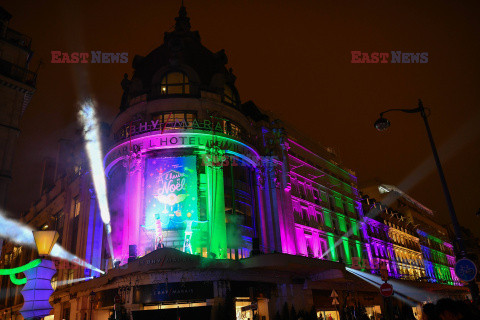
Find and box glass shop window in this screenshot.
[160,72,190,94]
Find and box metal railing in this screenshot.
[0,58,36,87]
[1,28,32,50]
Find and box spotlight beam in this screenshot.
[346,267,443,305]
[0,210,104,274]
[78,100,114,261]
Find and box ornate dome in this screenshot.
[123,6,239,109]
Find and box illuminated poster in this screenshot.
[144,156,198,247]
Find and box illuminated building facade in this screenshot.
[361,183,461,287]
[0,6,469,320]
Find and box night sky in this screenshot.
[4,1,480,237]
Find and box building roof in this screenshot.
[130,6,235,97]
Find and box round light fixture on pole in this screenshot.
[374,116,390,131]
[32,231,59,256]
[373,99,480,304]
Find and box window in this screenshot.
[324,211,332,228]
[226,121,241,137]
[301,207,309,227]
[73,197,81,217]
[299,184,306,200]
[160,72,190,94]
[74,164,82,176]
[313,189,320,205]
[56,210,64,245]
[152,112,197,128]
[71,215,79,253]
[67,269,74,285]
[51,275,58,290]
[351,219,358,236]
[328,197,335,210]
[223,85,237,105]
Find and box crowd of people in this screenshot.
[422,299,479,320]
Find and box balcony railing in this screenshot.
[1,27,32,50]
[0,58,37,87]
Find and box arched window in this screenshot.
[223,85,237,105]
[160,72,190,95]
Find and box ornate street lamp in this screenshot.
[19,231,59,320]
[32,231,59,256]
[374,99,479,304]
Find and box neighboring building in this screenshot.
[0,6,37,208]
[361,183,461,288]
[0,6,469,320]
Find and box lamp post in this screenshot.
[19,231,59,320]
[374,99,479,304]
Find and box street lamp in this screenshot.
[19,231,59,320]
[374,99,479,304]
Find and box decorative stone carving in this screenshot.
[122,147,144,175]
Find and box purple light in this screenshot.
[20,259,56,319]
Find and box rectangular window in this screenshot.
[304,207,311,227]
[335,197,343,210]
[51,275,58,290]
[67,269,74,285]
[328,197,335,210]
[73,197,81,217]
[351,219,358,236]
[316,209,324,226]
[70,215,79,253]
[312,189,320,205]
[324,211,332,228]
[56,210,65,230]
[320,191,327,202]
[338,215,347,232]
[347,202,355,213]
[299,183,306,200]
